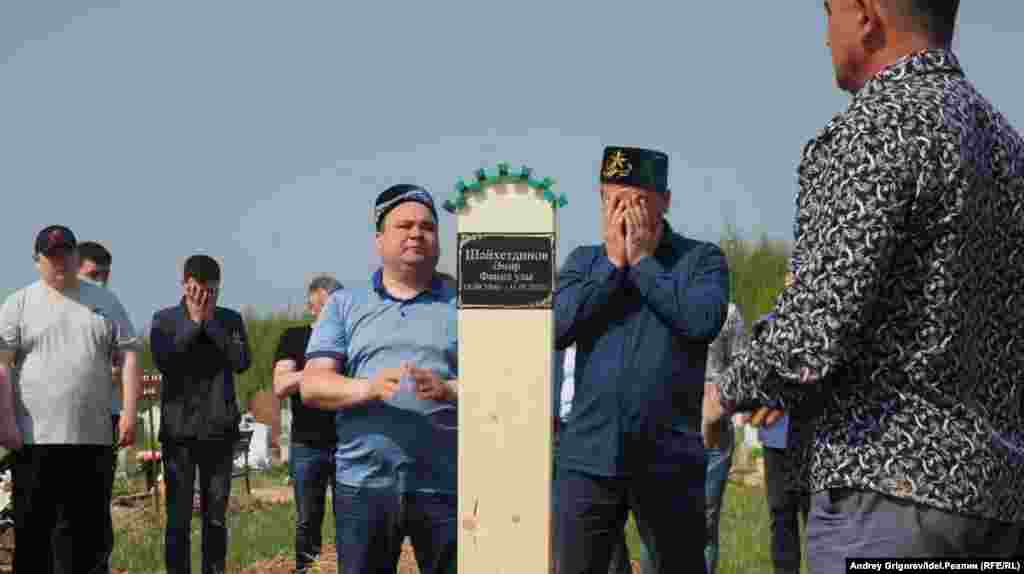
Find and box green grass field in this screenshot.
[110,463,802,573]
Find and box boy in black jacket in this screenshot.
[150,255,251,574]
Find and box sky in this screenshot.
[2,2,1022,330]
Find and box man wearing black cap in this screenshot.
[0,225,141,574]
[150,254,252,574]
[301,184,459,574]
[553,148,730,573]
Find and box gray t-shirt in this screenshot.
[0,280,140,445]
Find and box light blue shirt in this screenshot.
[306,270,458,493]
[759,414,789,449]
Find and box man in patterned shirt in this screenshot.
[708,0,1024,565]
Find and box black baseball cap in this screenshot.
[34,225,77,256]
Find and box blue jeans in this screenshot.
[703,422,734,574]
[162,439,234,574]
[638,422,733,574]
[290,442,335,573]
[334,484,457,574]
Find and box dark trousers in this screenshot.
[334,484,457,574]
[763,446,809,574]
[807,488,1023,574]
[552,424,631,574]
[52,416,120,574]
[13,445,114,574]
[290,442,335,573]
[556,431,707,574]
[162,439,235,574]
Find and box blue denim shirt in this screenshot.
[554,223,730,477]
[306,270,458,493]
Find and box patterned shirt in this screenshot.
[719,49,1024,523]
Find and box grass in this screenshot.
[110,427,793,569]
[111,456,804,573]
[110,464,335,574]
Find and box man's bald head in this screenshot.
[884,0,959,46]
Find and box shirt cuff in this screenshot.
[306,351,345,365]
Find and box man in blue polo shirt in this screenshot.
[554,146,730,574]
[301,184,458,574]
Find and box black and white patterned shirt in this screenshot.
[719,49,1024,523]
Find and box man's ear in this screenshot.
[857,0,884,48]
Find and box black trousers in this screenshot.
[13,444,114,574]
[52,416,120,574]
[555,430,708,574]
[763,446,809,574]
[162,439,235,574]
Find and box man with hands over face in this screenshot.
[151,254,252,574]
[553,147,730,574]
[301,185,458,574]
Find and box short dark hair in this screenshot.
[308,275,342,294]
[77,241,112,267]
[889,0,959,45]
[183,254,221,283]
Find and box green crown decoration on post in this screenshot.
[443,164,568,214]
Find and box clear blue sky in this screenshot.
[2,2,1021,329]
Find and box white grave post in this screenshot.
[445,164,565,572]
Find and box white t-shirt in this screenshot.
[0,280,140,445]
[559,345,576,421]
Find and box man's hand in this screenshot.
[185,282,217,323]
[702,382,727,449]
[0,365,23,451]
[273,360,303,399]
[368,368,402,402]
[117,414,136,447]
[742,406,785,428]
[410,365,455,402]
[603,195,629,268]
[185,283,206,323]
[624,197,661,266]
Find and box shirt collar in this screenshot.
[856,48,963,100]
[371,268,446,302]
[655,219,678,257]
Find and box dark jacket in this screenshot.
[150,300,251,441]
[554,222,730,477]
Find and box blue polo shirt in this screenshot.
[305,270,458,493]
[554,223,730,478]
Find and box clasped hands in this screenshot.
[369,362,454,403]
[603,194,661,268]
[703,366,821,444]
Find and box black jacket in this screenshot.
[150,300,251,441]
